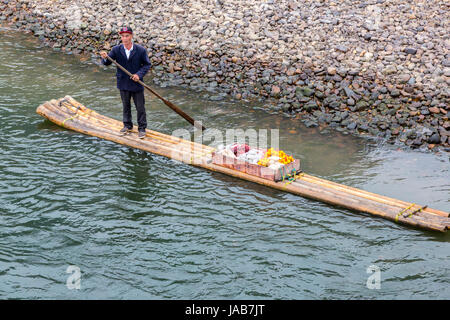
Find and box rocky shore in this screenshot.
[1,0,449,151]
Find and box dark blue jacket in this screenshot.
[102,43,151,92]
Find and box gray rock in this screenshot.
[315,91,324,98]
[412,137,423,146]
[304,120,318,128]
[359,124,369,132]
[405,48,417,55]
[209,94,225,101]
[428,133,440,144]
[337,68,347,77]
[336,45,348,53]
[341,111,349,119]
[304,100,318,111]
[299,86,314,97]
[398,74,410,84]
[390,90,400,97]
[347,122,357,130]
[379,87,388,94]
[383,65,397,75]
[407,77,416,85]
[327,67,337,75]
[343,86,358,100]
[323,95,340,109]
[355,100,369,111]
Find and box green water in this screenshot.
[0,29,449,299]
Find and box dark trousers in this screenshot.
[120,90,147,131]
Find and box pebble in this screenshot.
[398,74,410,84]
[405,48,417,55]
[271,85,281,96]
[347,122,357,130]
[327,67,336,76]
[428,133,440,144]
[429,107,440,114]
[209,94,226,101]
[336,45,348,53]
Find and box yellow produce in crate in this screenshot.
[257,148,294,167]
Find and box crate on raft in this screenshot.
[211,148,247,172]
[211,144,301,182]
[259,159,301,182]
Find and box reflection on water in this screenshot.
[0,28,449,299]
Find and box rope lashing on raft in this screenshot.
[395,203,416,222]
[405,205,428,218]
[60,99,82,127]
[281,167,304,186]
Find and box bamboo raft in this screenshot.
[36,96,450,232]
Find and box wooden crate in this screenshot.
[260,159,301,181]
[211,151,246,172]
[212,150,301,181]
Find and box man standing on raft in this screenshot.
[100,26,151,139]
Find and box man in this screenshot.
[100,26,151,139]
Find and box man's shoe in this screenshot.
[138,130,146,139]
[119,127,131,136]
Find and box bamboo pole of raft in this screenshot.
[39,106,199,165]
[55,100,212,158]
[289,178,449,227]
[295,175,448,218]
[103,56,206,132]
[58,100,215,162]
[200,162,447,231]
[36,98,450,232]
[38,102,211,164]
[63,96,213,152]
[299,174,449,218]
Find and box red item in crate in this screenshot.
[230,143,250,156]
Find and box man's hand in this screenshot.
[100,51,108,59]
[131,74,140,82]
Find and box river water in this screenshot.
[0,29,449,299]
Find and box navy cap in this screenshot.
[119,26,133,34]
